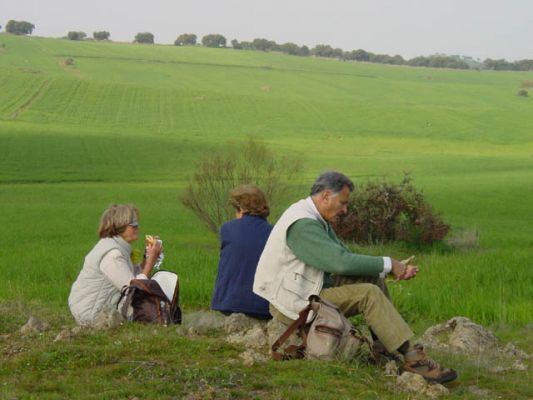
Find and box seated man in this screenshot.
[253,171,457,383]
[211,185,272,319]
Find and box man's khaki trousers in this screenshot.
[270,275,413,353]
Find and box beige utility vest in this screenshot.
[253,198,325,320]
[68,236,133,325]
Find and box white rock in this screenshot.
[223,313,266,334]
[240,349,268,366]
[20,316,50,334]
[395,372,427,393]
[512,360,528,371]
[226,325,268,349]
[421,316,499,354]
[425,383,449,399]
[383,360,399,376]
[90,306,124,330]
[53,328,73,342]
[502,342,530,360]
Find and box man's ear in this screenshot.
[320,190,331,203]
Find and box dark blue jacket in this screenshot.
[211,215,272,317]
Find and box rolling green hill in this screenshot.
[0,33,532,325]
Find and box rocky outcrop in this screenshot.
[420,316,529,374]
[420,316,530,360]
[223,313,302,350]
[420,316,499,354]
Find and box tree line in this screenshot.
[2,19,532,71]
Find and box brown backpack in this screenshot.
[118,276,181,325]
[272,295,371,361]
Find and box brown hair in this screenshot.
[229,185,270,218]
[98,204,139,238]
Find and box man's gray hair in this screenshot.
[310,171,354,196]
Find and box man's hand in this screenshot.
[401,255,418,280]
[391,256,419,281]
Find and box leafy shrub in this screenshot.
[181,138,302,233]
[517,89,528,97]
[174,33,197,46]
[333,174,450,246]
[93,31,110,41]
[67,31,86,41]
[201,34,226,48]
[134,32,154,44]
[6,20,35,35]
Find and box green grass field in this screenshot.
[0,34,532,399]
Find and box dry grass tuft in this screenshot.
[445,229,480,250]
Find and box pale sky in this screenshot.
[2,0,532,61]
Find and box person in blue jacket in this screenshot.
[211,184,273,319]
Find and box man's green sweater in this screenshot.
[286,218,385,288]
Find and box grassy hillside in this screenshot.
[1,33,532,400]
[0,33,532,325]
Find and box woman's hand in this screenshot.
[143,236,163,276]
[146,236,163,260]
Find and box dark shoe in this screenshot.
[403,344,458,384]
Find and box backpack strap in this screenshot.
[170,276,181,324]
[170,275,180,309]
[271,304,313,361]
[117,285,136,319]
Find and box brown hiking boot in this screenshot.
[403,344,458,384]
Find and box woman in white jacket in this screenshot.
[68,204,162,325]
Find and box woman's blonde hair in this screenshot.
[98,204,139,238]
[229,185,270,218]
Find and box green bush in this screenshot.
[174,33,197,46]
[5,20,35,35]
[67,31,86,41]
[201,34,226,48]
[517,89,528,97]
[334,174,450,246]
[93,31,110,41]
[134,32,154,44]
